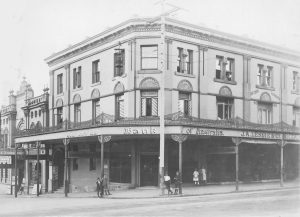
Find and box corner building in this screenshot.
[15,18,300,193]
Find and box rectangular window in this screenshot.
[57,107,63,127]
[35,111,37,118]
[92,60,100,83]
[73,67,81,89]
[257,65,263,85]
[57,74,63,94]
[73,159,78,171]
[141,91,158,116]
[257,64,272,87]
[89,158,96,171]
[74,103,81,125]
[115,94,124,120]
[39,110,41,117]
[177,48,193,74]
[216,56,223,79]
[215,56,235,82]
[258,103,272,124]
[293,107,300,127]
[92,99,100,124]
[114,49,125,77]
[178,92,191,116]
[293,71,299,92]
[141,45,158,70]
[217,97,233,120]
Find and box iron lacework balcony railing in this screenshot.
[15,112,299,138]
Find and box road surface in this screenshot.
[0,188,299,217]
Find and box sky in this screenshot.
[0,0,300,105]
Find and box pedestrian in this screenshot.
[201,167,207,185]
[103,174,111,195]
[193,168,200,185]
[173,171,181,195]
[164,172,173,195]
[99,176,104,197]
[96,177,101,198]
[18,183,24,195]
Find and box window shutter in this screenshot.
[73,69,77,89]
[188,100,192,116]
[114,53,117,77]
[152,98,158,116]
[141,98,146,116]
[178,100,184,113]
[120,99,124,118]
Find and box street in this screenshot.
[0,188,299,217]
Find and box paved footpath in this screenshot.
[1,180,298,199]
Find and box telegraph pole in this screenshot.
[158,0,166,195]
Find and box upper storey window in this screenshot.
[257,64,273,88]
[114,49,125,77]
[141,45,158,70]
[217,97,233,120]
[57,74,63,94]
[92,60,100,84]
[177,48,193,74]
[73,66,82,89]
[292,71,300,93]
[141,91,158,117]
[215,56,235,83]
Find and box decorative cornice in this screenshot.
[45,19,300,68]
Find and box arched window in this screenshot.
[139,78,159,117]
[178,80,193,116]
[217,86,233,120]
[91,89,100,124]
[258,92,272,124]
[114,82,125,120]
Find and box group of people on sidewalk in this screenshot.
[96,175,111,198]
[164,167,207,195]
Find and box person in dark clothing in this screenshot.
[96,177,101,198]
[173,171,181,195]
[103,174,111,195]
[99,177,104,197]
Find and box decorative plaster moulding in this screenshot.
[45,18,300,67]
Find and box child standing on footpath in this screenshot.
[193,168,200,185]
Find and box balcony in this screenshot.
[0,105,17,115]
[25,93,49,107]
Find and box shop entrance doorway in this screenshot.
[140,154,158,186]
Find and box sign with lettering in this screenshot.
[0,156,11,164]
[240,131,281,140]
[123,127,158,135]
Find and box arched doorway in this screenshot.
[52,149,64,190]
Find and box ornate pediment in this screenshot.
[177,80,193,92]
[56,98,63,107]
[114,82,125,94]
[139,77,160,89]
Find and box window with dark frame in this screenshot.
[141,45,158,70]
[114,49,125,77]
[92,99,100,124]
[39,110,41,117]
[35,111,37,118]
[31,112,33,119]
[217,97,233,120]
[178,92,191,116]
[293,71,299,92]
[293,107,300,127]
[258,103,272,124]
[57,73,63,94]
[141,91,158,117]
[92,60,100,83]
[57,107,63,127]
[215,56,234,82]
[74,103,81,125]
[257,64,272,88]
[177,48,193,74]
[115,94,124,120]
[73,66,82,89]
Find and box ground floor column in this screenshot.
[63,138,70,197]
[232,138,241,191]
[131,143,136,187]
[279,140,286,187]
[171,134,187,195]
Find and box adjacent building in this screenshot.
[14,17,300,194]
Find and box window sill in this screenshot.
[112,73,127,81]
[73,87,83,92]
[138,70,161,74]
[255,85,275,91]
[291,90,300,95]
[174,72,195,78]
[213,78,237,85]
[91,82,101,87]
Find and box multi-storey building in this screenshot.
[15,18,300,194]
[0,79,34,186]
